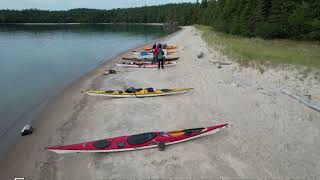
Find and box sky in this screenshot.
[0,0,197,10]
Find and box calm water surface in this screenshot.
[0,24,178,156]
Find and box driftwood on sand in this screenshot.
[281,89,320,112]
[209,61,232,68]
[209,61,232,65]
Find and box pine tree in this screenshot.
[268,0,298,38]
[289,1,313,38]
[254,0,272,37]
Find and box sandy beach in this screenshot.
[1,26,319,179]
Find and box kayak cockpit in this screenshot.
[127,132,157,145]
[93,139,111,149]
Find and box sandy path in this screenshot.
[1,26,319,179]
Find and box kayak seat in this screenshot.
[93,139,111,149]
[127,132,157,145]
[147,88,154,92]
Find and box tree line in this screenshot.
[198,0,320,40]
[0,4,199,25]
[0,0,319,40]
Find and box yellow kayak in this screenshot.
[83,88,193,98]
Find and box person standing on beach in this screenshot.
[157,44,165,69]
[152,43,159,64]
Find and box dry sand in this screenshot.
[1,26,319,179]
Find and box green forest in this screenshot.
[1,0,320,40]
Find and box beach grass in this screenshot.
[196,25,320,68]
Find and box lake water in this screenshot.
[0,24,178,157]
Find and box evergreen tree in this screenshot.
[289,1,313,38]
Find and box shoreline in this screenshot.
[1,26,319,179]
[0,26,182,159]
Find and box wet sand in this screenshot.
[1,26,319,179]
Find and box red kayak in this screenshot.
[48,124,227,153]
